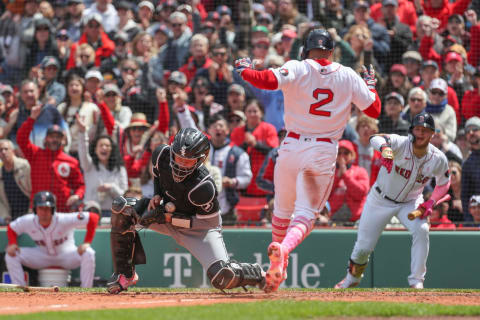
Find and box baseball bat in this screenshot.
[408,194,452,220]
[0,283,60,292]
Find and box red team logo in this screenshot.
[279,68,289,76]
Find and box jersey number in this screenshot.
[309,88,333,117]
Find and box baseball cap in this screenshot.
[85,69,103,81]
[178,4,192,14]
[252,3,265,13]
[47,124,65,136]
[158,0,177,12]
[448,14,464,24]
[354,1,369,10]
[168,71,187,86]
[429,78,448,94]
[390,64,407,76]
[254,37,270,46]
[103,83,121,96]
[421,60,439,70]
[402,50,422,63]
[216,5,232,16]
[282,29,297,39]
[252,25,269,35]
[338,140,356,153]
[0,84,13,94]
[470,195,480,207]
[382,0,398,6]
[229,110,246,122]
[115,0,131,10]
[34,17,52,29]
[139,0,154,11]
[445,51,463,63]
[207,11,221,21]
[257,12,273,24]
[56,28,69,40]
[465,116,480,130]
[385,92,405,106]
[42,56,60,69]
[227,83,246,95]
[84,200,101,214]
[83,13,102,26]
[67,0,83,4]
[114,31,129,43]
[148,23,171,37]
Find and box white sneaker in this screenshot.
[410,282,424,289]
[334,273,360,289]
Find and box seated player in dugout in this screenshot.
[107,128,265,294]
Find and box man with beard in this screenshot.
[17,104,85,213]
[335,113,450,289]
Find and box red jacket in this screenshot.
[370,0,418,34]
[230,121,279,196]
[422,0,472,31]
[179,57,213,85]
[328,164,370,222]
[461,89,480,121]
[352,142,382,187]
[66,31,115,69]
[17,118,85,212]
[468,23,480,67]
[430,215,456,229]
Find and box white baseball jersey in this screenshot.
[9,212,92,255]
[371,134,450,202]
[271,59,375,140]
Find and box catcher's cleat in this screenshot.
[264,242,288,293]
[334,274,360,289]
[107,272,139,294]
[410,282,424,289]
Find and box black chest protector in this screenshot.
[152,145,219,217]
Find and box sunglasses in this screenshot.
[229,117,242,123]
[430,90,445,96]
[466,127,480,134]
[80,54,91,59]
[338,150,351,156]
[255,44,269,49]
[56,35,69,41]
[171,23,183,28]
[105,92,118,97]
[212,51,227,56]
[409,97,423,102]
[36,27,49,31]
[123,67,137,72]
[87,24,100,29]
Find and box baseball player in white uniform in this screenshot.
[335,113,451,289]
[235,28,382,292]
[5,191,99,287]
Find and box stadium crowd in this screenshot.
[1,0,480,229]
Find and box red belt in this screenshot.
[287,132,332,143]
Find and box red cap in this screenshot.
[282,29,297,39]
[445,51,462,63]
[390,63,407,76]
[338,140,355,153]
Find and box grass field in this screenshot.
[2,288,480,319]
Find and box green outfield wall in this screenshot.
[0,228,478,288]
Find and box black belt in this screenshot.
[375,186,403,204]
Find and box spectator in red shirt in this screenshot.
[430,201,456,229]
[17,105,85,212]
[421,0,472,32]
[461,67,480,121]
[179,34,213,86]
[230,99,279,197]
[66,13,115,70]
[328,140,370,224]
[370,0,418,34]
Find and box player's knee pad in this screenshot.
[207,260,264,290]
[348,259,368,278]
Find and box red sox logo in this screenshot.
[318,39,323,46]
[57,163,70,177]
[279,68,289,76]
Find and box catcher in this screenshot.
[335,113,450,289]
[107,128,265,294]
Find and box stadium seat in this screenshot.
[235,196,268,224]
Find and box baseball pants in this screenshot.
[5,246,96,287]
[273,137,337,221]
[350,189,429,286]
[148,214,229,270]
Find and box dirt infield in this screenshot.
[1,289,480,315]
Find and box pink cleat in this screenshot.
[264,242,288,293]
[107,272,139,294]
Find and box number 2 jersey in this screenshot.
[270,60,376,140]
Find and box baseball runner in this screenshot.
[107,128,265,294]
[335,113,450,289]
[235,28,381,292]
[5,191,99,287]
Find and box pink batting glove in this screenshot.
[380,157,393,173]
[419,199,435,219]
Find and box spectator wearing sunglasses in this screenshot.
[66,14,115,70]
[426,78,457,141]
[461,116,480,222]
[402,87,427,125]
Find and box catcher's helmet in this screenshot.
[170,128,210,182]
[301,29,335,60]
[409,112,435,142]
[33,191,56,214]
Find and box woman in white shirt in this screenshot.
[76,115,128,216]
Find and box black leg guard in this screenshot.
[207,260,265,291]
[348,259,368,278]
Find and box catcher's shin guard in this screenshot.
[207,260,265,291]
